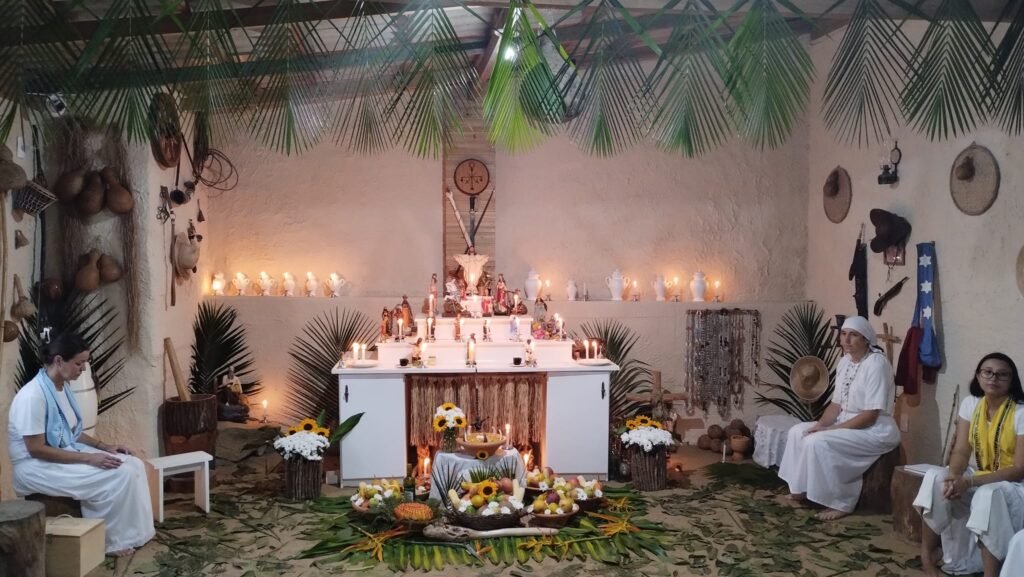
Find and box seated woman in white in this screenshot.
[1002,530,1024,577]
[778,316,901,520]
[914,352,1024,577]
[7,331,155,557]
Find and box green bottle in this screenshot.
[404,464,416,502]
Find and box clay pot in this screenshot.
[707,425,724,440]
[40,278,63,301]
[76,172,105,216]
[3,320,19,343]
[98,253,123,283]
[54,168,87,203]
[730,435,752,455]
[74,250,102,292]
[697,434,711,451]
[101,167,134,214]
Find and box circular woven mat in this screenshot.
[1017,245,1024,299]
[823,166,851,224]
[950,144,999,216]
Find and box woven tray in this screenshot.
[526,506,579,528]
[575,497,606,512]
[450,508,525,531]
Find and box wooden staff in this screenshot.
[164,337,190,401]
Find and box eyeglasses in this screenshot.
[977,369,1013,382]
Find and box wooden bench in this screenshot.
[146,451,212,523]
[25,494,82,518]
[857,446,903,514]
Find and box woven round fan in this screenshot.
[823,166,851,224]
[149,92,182,170]
[950,144,999,216]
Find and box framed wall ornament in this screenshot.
[823,166,851,224]
[453,158,490,196]
[950,143,999,216]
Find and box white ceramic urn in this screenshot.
[690,271,708,302]
[652,275,667,301]
[606,269,630,301]
[524,268,542,300]
[566,279,578,301]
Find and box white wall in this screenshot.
[806,24,1024,464]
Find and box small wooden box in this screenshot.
[45,516,105,577]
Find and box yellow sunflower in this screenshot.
[287,426,298,436]
[625,419,638,430]
[476,450,490,460]
[440,402,457,411]
[454,415,467,428]
[650,422,663,430]
[432,415,448,432]
[636,416,652,427]
[316,427,330,438]
[298,418,318,432]
[478,480,499,499]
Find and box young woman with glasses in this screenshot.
[915,352,1024,577]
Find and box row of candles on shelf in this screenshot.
[210,271,348,297]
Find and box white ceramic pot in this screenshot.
[652,275,667,301]
[690,271,708,302]
[605,269,630,301]
[69,364,98,436]
[566,280,578,301]
[524,269,542,300]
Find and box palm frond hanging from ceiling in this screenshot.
[560,0,654,157]
[644,0,731,157]
[821,0,914,147]
[245,0,332,156]
[989,0,1024,135]
[382,0,479,158]
[483,0,566,153]
[901,0,993,140]
[726,0,815,149]
[173,0,249,146]
[330,0,396,155]
[68,0,176,144]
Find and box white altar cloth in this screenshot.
[753,414,802,468]
[428,447,526,501]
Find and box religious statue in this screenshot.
[476,269,492,297]
[430,273,438,300]
[453,246,489,296]
[443,272,464,316]
[392,304,404,336]
[328,272,347,297]
[412,338,424,365]
[494,274,507,308]
[511,289,528,315]
[534,295,548,318]
[400,295,414,329]
[380,308,392,340]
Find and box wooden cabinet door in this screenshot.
[545,372,610,478]
[339,375,406,482]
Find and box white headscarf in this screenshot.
[841,315,877,348]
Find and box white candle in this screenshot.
[361,344,367,361]
[423,456,431,477]
[459,317,464,333]
[261,399,268,421]
[584,340,590,359]
[505,423,511,446]
[559,318,565,334]
[427,317,434,337]
[468,340,475,364]
[421,342,427,357]
[397,318,403,338]
[352,342,359,360]
[429,294,435,314]
[592,341,597,359]
[513,316,519,336]
[470,273,476,285]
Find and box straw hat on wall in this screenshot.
[950,143,999,216]
[790,356,829,402]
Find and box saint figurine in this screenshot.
[454,245,489,296]
[429,273,438,300]
[495,274,507,306]
[400,295,414,329]
[380,308,392,339]
[511,289,528,315]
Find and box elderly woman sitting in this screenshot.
[778,316,901,520]
[915,353,1024,577]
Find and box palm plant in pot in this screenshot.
[188,301,262,421]
[754,302,840,422]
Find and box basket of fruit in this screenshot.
[457,432,506,459]
[349,479,402,519]
[554,476,605,512]
[525,467,558,499]
[446,477,527,531]
[526,490,580,528]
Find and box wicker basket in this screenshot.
[450,508,525,531]
[283,458,322,501]
[13,182,57,217]
[575,497,606,512]
[526,506,579,528]
[629,446,667,492]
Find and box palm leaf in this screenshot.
[330,0,395,154]
[483,0,564,153]
[901,0,993,140]
[188,301,261,397]
[14,287,132,414]
[726,0,814,149]
[244,0,331,155]
[645,0,731,157]
[753,302,839,422]
[989,1,1024,134]
[560,0,653,156]
[382,0,479,158]
[822,0,914,146]
[284,308,377,426]
[573,319,651,422]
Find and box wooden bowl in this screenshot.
[575,497,606,512]
[457,433,506,458]
[450,508,525,530]
[527,505,579,528]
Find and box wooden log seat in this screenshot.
[857,446,903,514]
[26,493,83,517]
[0,500,47,577]
[890,466,924,542]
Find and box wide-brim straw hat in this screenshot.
[790,356,829,402]
[0,146,28,191]
[823,166,851,224]
[170,232,199,279]
[951,143,999,216]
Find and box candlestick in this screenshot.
[505,423,511,449]
[427,317,435,341]
[261,399,268,423]
[483,319,490,340]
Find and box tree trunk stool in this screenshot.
[0,500,46,576]
[26,494,83,517]
[146,451,213,523]
[891,466,924,542]
[857,446,902,514]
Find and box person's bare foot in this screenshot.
[108,548,135,558]
[920,547,943,576]
[786,493,806,505]
[815,508,850,521]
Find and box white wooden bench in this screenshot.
[146,451,212,523]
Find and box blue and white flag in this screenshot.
[913,242,942,368]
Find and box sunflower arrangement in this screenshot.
[433,402,467,452]
[624,415,663,431]
[275,415,334,460]
[619,414,673,454]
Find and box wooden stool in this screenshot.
[26,494,83,517]
[857,446,902,514]
[146,451,213,523]
[0,500,46,576]
[891,466,924,542]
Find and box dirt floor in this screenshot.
[89,444,926,577]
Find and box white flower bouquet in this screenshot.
[620,416,674,453]
[274,430,330,461]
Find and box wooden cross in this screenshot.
[877,322,902,365]
[625,371,688,411]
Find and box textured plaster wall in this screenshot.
[806,24,1024,464]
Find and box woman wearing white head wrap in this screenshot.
[778,316,901,520]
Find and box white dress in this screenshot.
[1002,530,1024,577]
[913,396,1024,575]
[778,352,901,513]
[8,375,155,554]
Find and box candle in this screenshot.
[428,294,435,315]
[545,280,551,292]
[468,340,476,364]
[484,319,490,338]
[470,273,476,285]
[513,316,519,336]
[505,423,511,448]
[421,342,427,357]
[352,342,359,359]
[673,277,680,295]
[559,318,565,334]
[427,317,434,338]
[423,456,431,477]
[397,318,403,339]
[261,399,268,423]
[459,317,464,332]
[584,340,590,359]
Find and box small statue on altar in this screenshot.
[218,366,249,422]
[494,274,507,306]
[401,295,414,330]
[328,272,347,297]
[233,272,251,296]
[392,303,404,336]
[444,271,464,316]
[511,289,529,315]
[430,273,438,300]
[454,246,489,296]
[412,338,424,365]
[476,269,492,297]
[380,308,392,340]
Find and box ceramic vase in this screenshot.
[566,280,578,301]
[690,271,708,302]
[652,275,667,301]
[524,268,542,300]
[606,269,629,301]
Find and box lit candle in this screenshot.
[427,317,434,337]
[423,456,431,477]
[505,423,511,448]
[459,317,464,332]
[261,399,268,423]
[359,344,366,361]
[397,318,403,339]
[673,277,680,295]
[468,340,476,364]
[632,280,638,294]
[469,273,476,285]
[513,316,519,335]
[421,342,427,357]
[545,279,551,292]
[584,340,591,359]
[211,273,225,296]
[352,342,359,360]
[592,341,598,359]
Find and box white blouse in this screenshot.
[829,352,896,416]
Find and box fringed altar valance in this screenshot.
[407,373,546,448]
[685,309,762,418]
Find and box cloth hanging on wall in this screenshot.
[684,309,762,418]
[914,242,942,381]
[407,373,546,448]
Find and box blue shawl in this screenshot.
[36,369,85,450]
